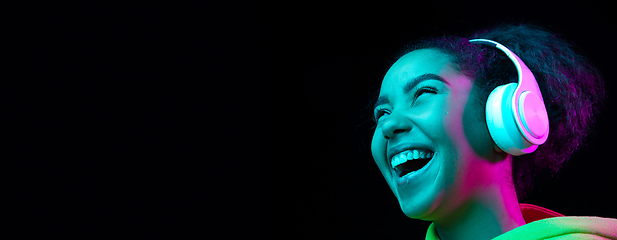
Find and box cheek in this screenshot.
[437,92,477,188]
[371,129,397,192]
[371,129,388,172]
[462,109,494,158]
[462,90,496,159]
[439,85,491,158]
[437,88,498,203]
[370,131,381,160]
[440,95,471,149]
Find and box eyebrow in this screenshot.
[403,73,448,94]
[373,73,448,109]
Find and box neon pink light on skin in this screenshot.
[371,49,526,239]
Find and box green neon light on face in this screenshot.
[371,49,512,221]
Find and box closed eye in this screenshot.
[373,108,390,122]
[414,86,437,99]
[373,86,438,123]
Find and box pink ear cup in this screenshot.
[486,83,539,156]
[518,91,549,140]
[471,38,549,155]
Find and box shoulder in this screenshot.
[494,216,617,240]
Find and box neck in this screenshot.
[433,158,526,240]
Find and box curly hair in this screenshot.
[391,23,605,200]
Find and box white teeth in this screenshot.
[391,150,408,169]
[395,153,407,168]
[391,149,434,169]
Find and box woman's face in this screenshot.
[371,49,503,220]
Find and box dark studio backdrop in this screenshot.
[9,4,223,237]
[254,1,617,239]
[10,1,617,237]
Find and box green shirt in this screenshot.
[425,203,617,239]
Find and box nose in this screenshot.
[381,112,413,140]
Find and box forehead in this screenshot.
[380,49,455,93]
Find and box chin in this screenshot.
[398,189,443,220]
[393,158,445,220]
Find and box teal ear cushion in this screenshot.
[485,83,538,156]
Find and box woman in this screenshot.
[370,24,617,239]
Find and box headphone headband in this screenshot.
[469,39,549,155]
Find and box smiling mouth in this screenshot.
[391,149,434,177]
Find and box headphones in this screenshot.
[469,39,549,156]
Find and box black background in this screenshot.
[11,3,204,237]
[10,1,615,238]
[255,0,617,239]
